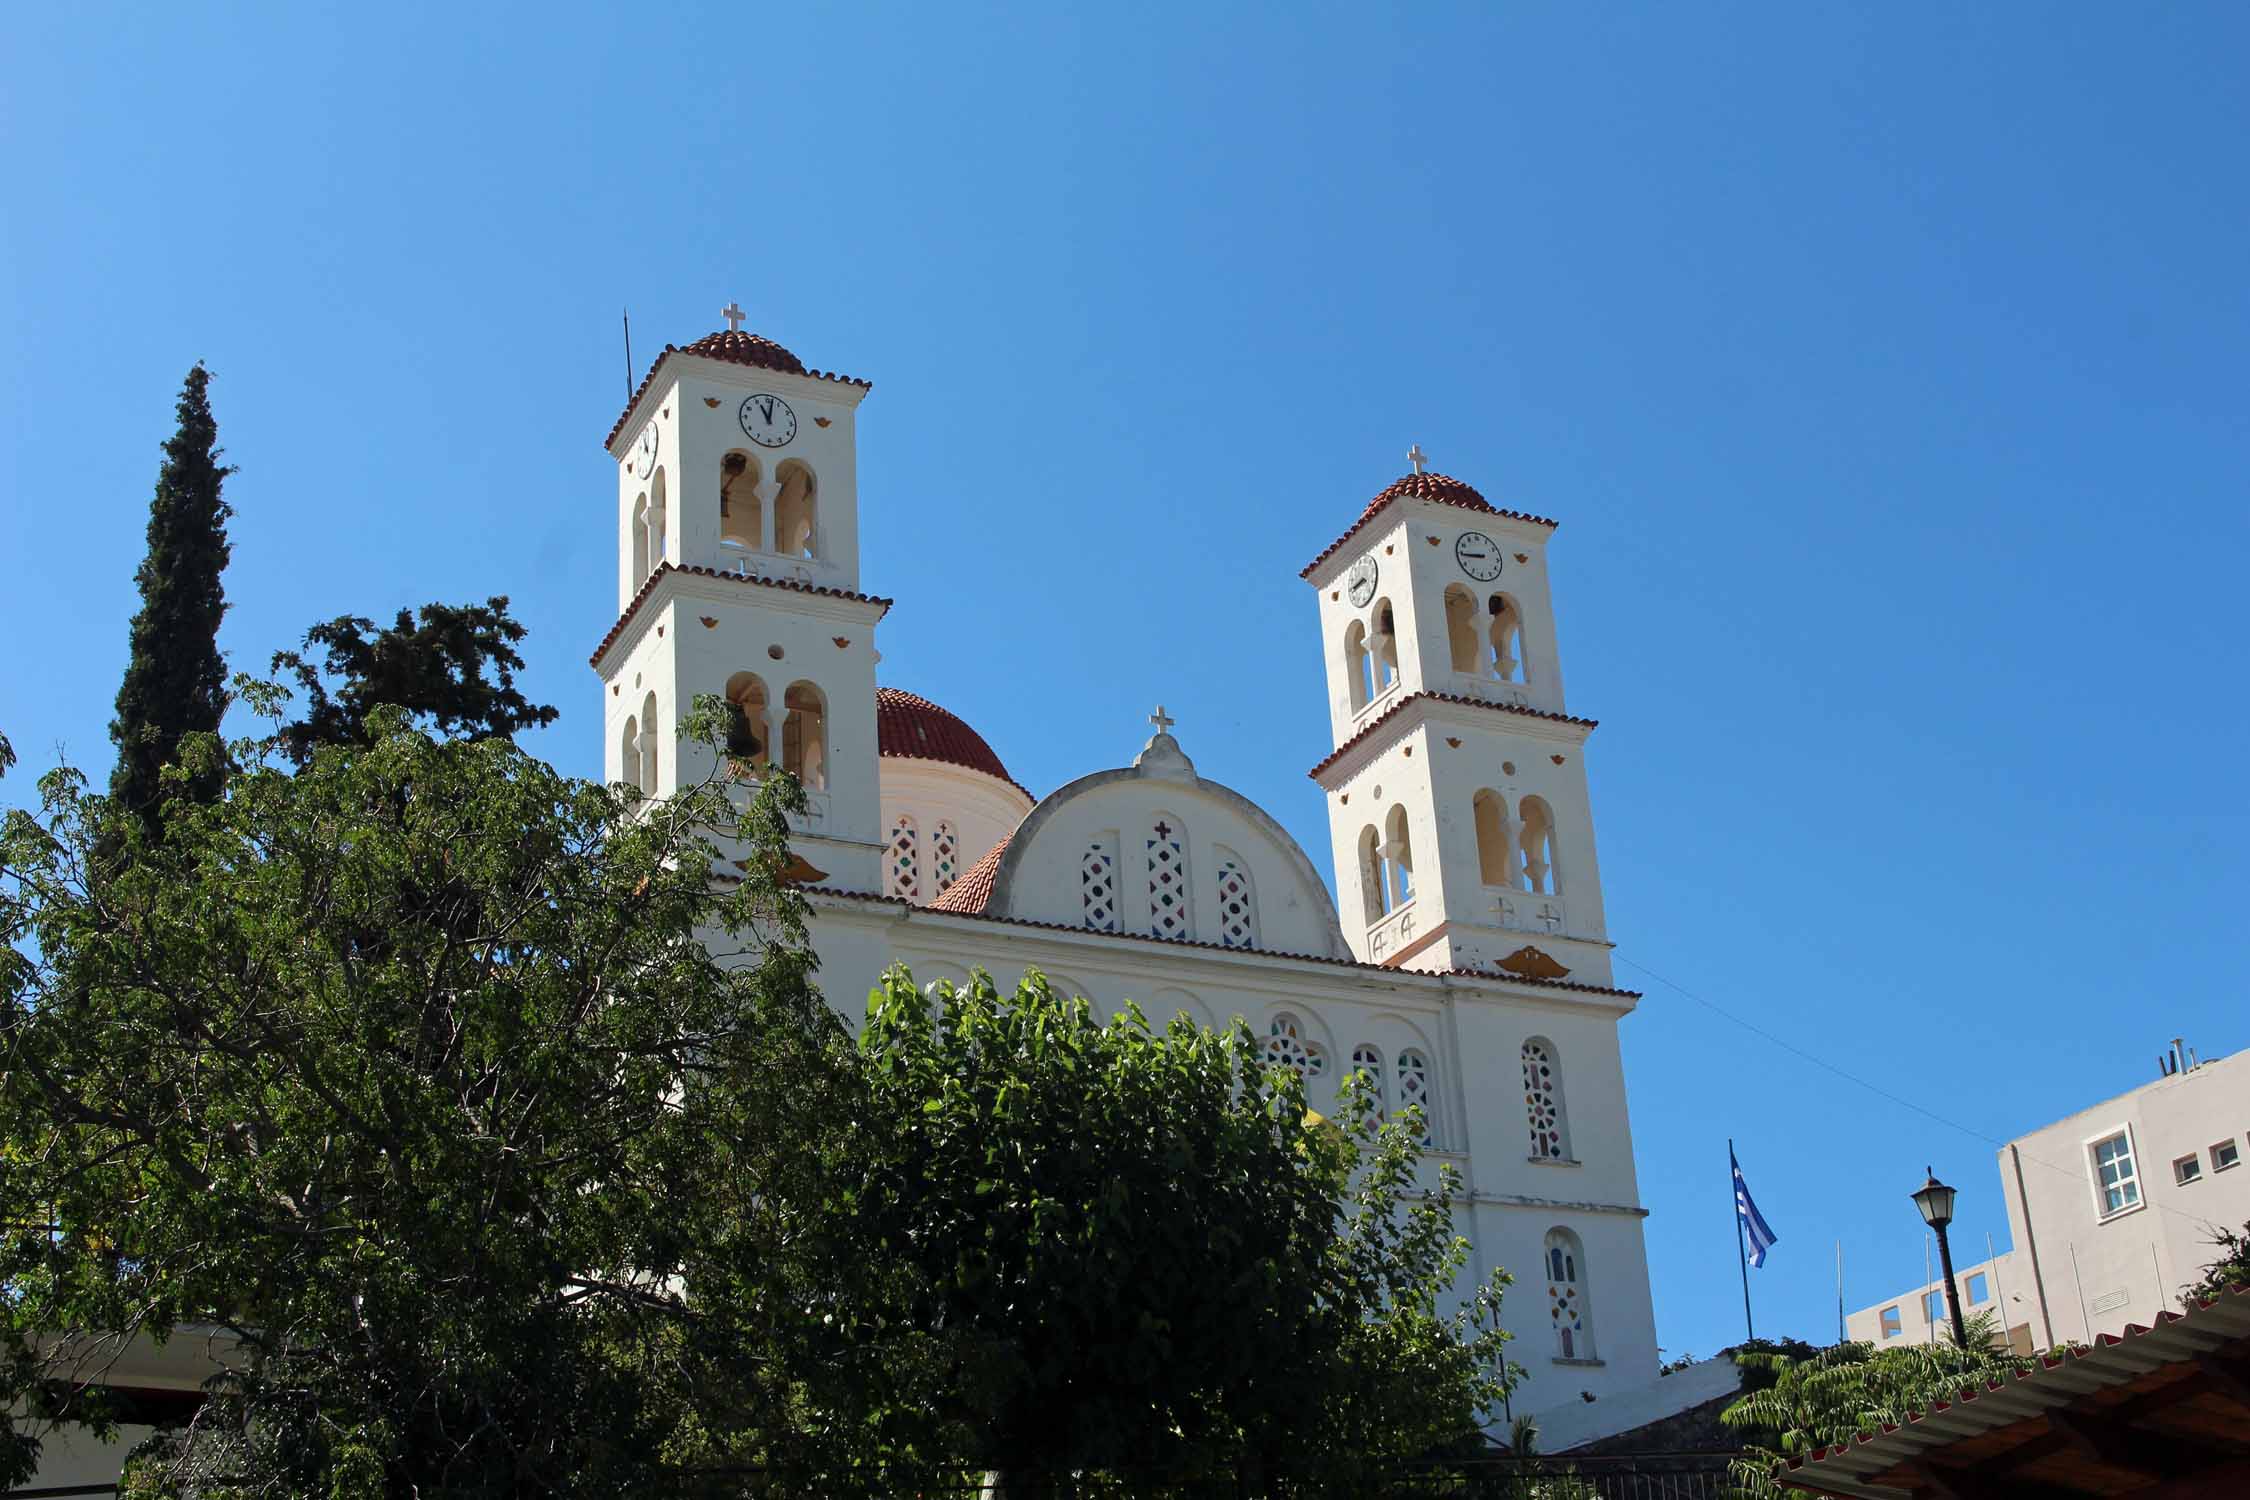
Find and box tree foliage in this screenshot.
[269,596,557,763]
[2185,1219,2250,1303]
[107,363,234,831]
[1719,1312,2033,1499]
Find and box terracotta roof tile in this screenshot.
[1306,691,1599,780]
[1301,471,1558,580]
[875,688,1029,795]
[605,330,872,448]
[587,562,893,669]
[927,834,1010,913]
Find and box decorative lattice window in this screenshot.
[1350,1045,1387,1119]
[1147,818,1191,940]
[1546,1231,1591,1359]
[1081,838,1119,932]
[1215,852,1257,950]
[886,815,918,901]
[933,822,960,896]
[1266,1013,1328,1083]
[1397,1048,1433,1147]
[1523,1039,1567,1160]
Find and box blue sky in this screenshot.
[6,4,2247,1362]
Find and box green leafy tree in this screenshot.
[1,691,855,1496]
[1719,1312,2033,1498]
[269,596,558,763]
[813,968,1518,1495]
[2185,1219,2250,1302]
[106,364,235,833]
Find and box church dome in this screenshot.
[678,328,809,377]
[876,688,1023,790]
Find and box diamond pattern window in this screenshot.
[886,815,918,901]
[1350,1044,1386,1119]
[933,821,959,896]
[1081,837,1119,933]
[1397,1048,1434,1147]
[1147,818,1192,940]
[1215,850,1257,949]
[1545,1229,1593,1360]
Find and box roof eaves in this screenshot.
[587,563,895,669]
[1307,691,1599,781]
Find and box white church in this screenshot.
[597,312,1663,1423]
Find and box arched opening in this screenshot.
[1518,795,1557,895]
[720,450,762,551]
[773,459,817,560]
[1350,1044,1387,1119]
[619,713,639,791]
[1544,1228,1593,1359]
[647,469,669,574]
[1473,788,1515,887]
[723,671,771,772]
[1384,803,1414,907]
[1397,1048,1434,1146]
[631,495,650,585]
[637,690,660,796]
[1214,845,1257,950]
[1264,1012,1328,1083]
[1488,593,1524,683]
[1523,1037,1569,1160]
[1343,620,1371,713]
[1081,835,1120,932]
[1444,585,1481,674]
[781,681,827,791]
[1372,599,1399,692]
[1357,824,1388,923]
[933,821,960,896]
[887,814,919,900]
[1146,813,1192,940]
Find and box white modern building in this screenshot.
[1846,1041,2250,1354]
[594,313,1666,1420]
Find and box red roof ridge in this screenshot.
[1301,470,1558,580]
[605,333,871,448]
[1307,690,1598,780]
[587,562,893,668]
[927,834,1011,913]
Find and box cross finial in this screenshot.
[721,301,746,333]
[1148,704,1176,734]
[1407,443,1429,475]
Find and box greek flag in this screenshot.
[1734,1150,1779,1268]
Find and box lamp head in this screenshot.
[1911,1166,1958,1230]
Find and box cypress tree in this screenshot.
[108,363,236,830]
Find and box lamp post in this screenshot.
[1911,1166,1971,1348]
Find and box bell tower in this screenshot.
[1302,451,1613,986]
[592,305,891,891]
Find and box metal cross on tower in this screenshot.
[721,301,747,333]
[1407,443,1429,474]
[1148,705,1176,734]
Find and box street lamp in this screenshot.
[1911,1166,1970,1347]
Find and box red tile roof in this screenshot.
[928,834,1010,913]
[876,688,1030,796]
[1306,691,1599,780]
[1301,471,1559,579]
[605,330,872,448]
[587,562,894,669]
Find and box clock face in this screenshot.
[1454,530,1504,582]
[1346,554,1379,607]
[634,426,659,479]
[738,392,798,448]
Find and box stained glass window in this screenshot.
[1147,819,1191,940]
[1081,838,1119,932]
[886,815,918,901]
[1523,1039,1568,1160]
[1266,1013,1328,1082]
[1397,1049,1434,1147]
[1216,855,1256,949]
[933,821,960,896]
[1545,1229,1591,1360]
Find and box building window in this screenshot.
[1522,1038,1568,1160]
[1265,1013,1328,1083]
[1544,1229,1593,1360]
[1517,796,1557,894]
[1146,816,1192,940]
[1383,804,1414,907]
[781,681,827,791]
[1357,824,1388,923]
[1922,1289,1948,1326]
[1081,837,1119,932]
[2091,1130,2139,1216]
[1350,1044,1386,1119]
[2175,1153,2203,1186]
[1397,1048,1434,1148]
[886,815,918,901]
[1879,1305,1902,1338]
[1966,1272,1990,1305]
[1343,620,1371,712]
[1371,599,1399,692]
[932,822,959,896]
[2215,1139,2241,1173]
[1214,849,1257,950]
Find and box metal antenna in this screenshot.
[622,309,635,401]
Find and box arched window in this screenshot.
[1372,599,1399,692]
[647,469,669,574]
[1545,1228,1593,1359]
[1265,1013,1329,1083]
[1397,1048,1434,1147]
[1342,620,1371,713]
[1350,1044,1387,1119]
[1444,585,1481,674]
[1523,1037,1568,1160]
[1357,825,1388,923]
[637,691,660,796]
[723,671,771,771]
[631,494,650,585]
[1473,789,1515,887]
[1214,847,1257,950]
[782,681,827,791]
[1517,796,1557,895]
[774,460,816,559]
[1384,804,1414,907]
[1147,815,1191,940]
[933,822,960,896]
[1082,835,1120,932]
[720,450,762,550]
[619,713,640,791]
[1488,594,1524,683]
[886,814,919,900]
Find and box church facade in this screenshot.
[593,316,1660,1419]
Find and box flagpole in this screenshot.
[1731,1138,1754,1343]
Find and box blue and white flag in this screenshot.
[1734,1150,1779,1268]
